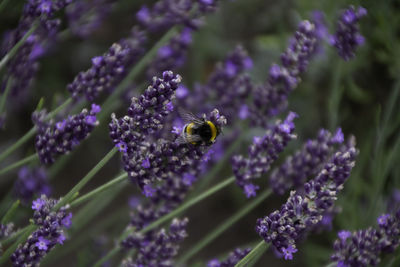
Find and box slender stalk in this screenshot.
[0,127,36,164]
[46,97,73,120]
[234,240,269,267]
[1,200,20,224]
[192,134,243,195]
[138,176,235,235]
[177,189,272,265]
[0,224,37,265]
[53,147,118,210]
[0,154,38,177]
[94,176,236,266]
[94,247,120,267]
[0,23,39,72]
[0,78,13,116]
[70,172,128,207]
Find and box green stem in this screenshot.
[0,23,39,72]
[178,189,272,265]
[1,200,20,224]
[234,240,269,267]
[70,172,127,208]
[328,59,343,131]
[192,134,243,195]
[138,176,235,235]
[53,147,118,210]
[95,176,236,266]
[0,224,37,265]
[0,78,12,116]
[94,247,121,267]
[46,97,73,120]
[0,154,38,177]
[0,127,37,164]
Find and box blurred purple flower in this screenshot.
[207,247,251,267]
[11,195,72,266]
[256,137,357,259]
[33,104,101,164]
[330,6,367,61]
[14,166,51,204]
[232,112,297,197]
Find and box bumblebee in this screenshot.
[176,110,221,146]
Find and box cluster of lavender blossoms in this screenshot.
[207,248,251,267]
[250,20,318,126]
[110,71,226,193]
[0,223,15,255]
[11,195,72,266]
[232,112,298,198]
[331,209,400,267]
[66,0,115,38]
[256,137,358,260]
[33,103,101,164]
[331,6,367,61]
[14,166,51,204]
[121,218,188,267]
[269,128,344,195]
[1,0,74,101]
[67,0,218,103]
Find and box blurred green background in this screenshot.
[1,0,400,266]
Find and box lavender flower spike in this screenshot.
[269,128,344,195]
[251,20,318,125]
[14,166,51,204]
[33,103,101,164]
[11,195,72,266]
[121,218,189,267]
[207,247,251,267]
[331,209,400,267]
[331,6,367,61]
[232,112,298,198]
[256,137,357,260]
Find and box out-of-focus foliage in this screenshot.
[1,0,400,266]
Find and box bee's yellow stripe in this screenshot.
[186,122,195,135]
[207,121,217,141]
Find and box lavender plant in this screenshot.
[2,1,399,267]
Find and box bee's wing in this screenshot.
[175,133,203,145]
[178,108,204,125]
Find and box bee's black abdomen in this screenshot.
[193,124,212,142]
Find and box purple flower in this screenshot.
[146,28,193,79]
[121,218,189,266]
[0,0,72,105]
[62,212,73,228]
[251,20,319,126]
[12,195,72,266]
[330,6,367,60]
[35,236,50,251]
[338,230,352,241]
[244,184,259,198]
[67,29,147,102]
[207,247,251,267]
[33,104,101,164]
[66,0,114,38]
[143,184,156,197]
[282,245,297,260]
[141,158,151,169]
[256,137,358,259]
[269,128,344,195]
[32,198,45,211]
[14,166,51,204]
[232,112,297,197]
